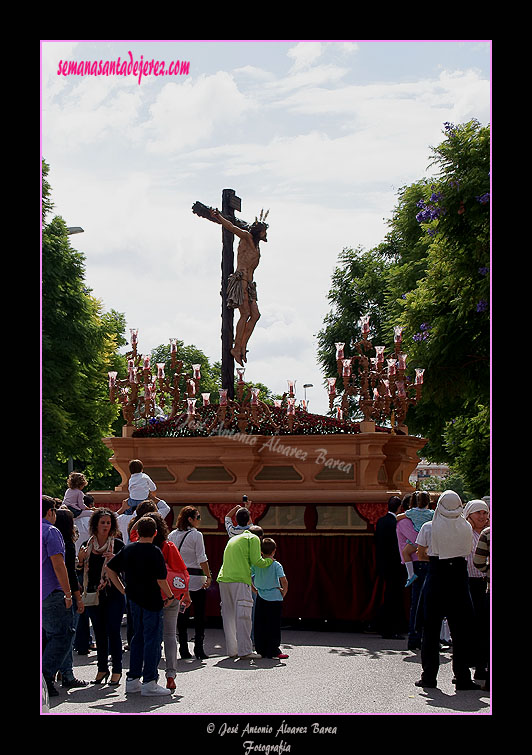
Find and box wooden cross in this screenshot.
[192,189,242,400]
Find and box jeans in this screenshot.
[123,497,143,516]
[42,590,75,684]
[87,590,125,674]
[59,596,82,681]
[128,600,164,684]
[74,606,93,652]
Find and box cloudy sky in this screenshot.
[41,40,491,416]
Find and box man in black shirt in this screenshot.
[107,516,176,696]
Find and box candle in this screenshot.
[274,399,282,408]
[383,380,391,397]
[187,378,196,396]
[373,387,379,400]
[336,407,343,420]
[130,329,138,344]
[142,354,151,370]
[415,368,425,385]
[301,399,307,411]
[187,398,197,416]
[169,338,177,352]
[397,353,407,370]
[108,371,117,387]
[394,325,403,344]
[192,364,201,380]
[327,377,337,395]
[219,389,228,406]
[396,381,406,397]
[342,359,352,377]
[287,397,296,415]
[375,346,385,362]
[361,314,370,334]
[156,363,165,379]
[287,379,296,395]
[387,358,396,376]
[335,342,345,360]
[236,367,246,383]
[201,392,210,406]
[250,387,260,405]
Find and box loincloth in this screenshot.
[226,270,258,309]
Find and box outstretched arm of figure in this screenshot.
[210,209,251,241]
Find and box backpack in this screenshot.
[161,540,190,600]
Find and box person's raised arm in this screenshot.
[226,504,241,520]
[210,209,251,241]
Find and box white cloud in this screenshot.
[287,41,323,71]
[42,41,490,420]
[141,72,255,153]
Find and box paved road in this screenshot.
[45,622,490,730]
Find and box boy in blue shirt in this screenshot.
[251,538,289,660]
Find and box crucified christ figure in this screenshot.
[209,208,268,366]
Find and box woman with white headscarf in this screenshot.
[463,499,490,684]
[415,490,480,690]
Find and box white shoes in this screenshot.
[126,678,142,693]
[141,679,172,696]
[126,677,173,696]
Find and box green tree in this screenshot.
[316,247,393,418]
[42,160,125,497]
[316,120,490,492]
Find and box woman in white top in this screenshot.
[168,506,212,659]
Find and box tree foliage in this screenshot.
[42,160,125,497]
[317,120,490,496]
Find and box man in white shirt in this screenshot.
[225,500,252,538]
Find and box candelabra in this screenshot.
[108,330,303,434]
[327,316,424,431]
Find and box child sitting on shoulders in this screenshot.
[62,472,95,518]
[124,459,157,516]
[251,538,289,660]
[397,490,433,586]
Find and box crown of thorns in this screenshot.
[253,209,270,227]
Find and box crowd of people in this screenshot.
[43,458,489,702]
[374,489,490,690]
[41,462,289,700]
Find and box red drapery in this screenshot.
[202,533,388,623]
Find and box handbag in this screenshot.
[82,589,100,607]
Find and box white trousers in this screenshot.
[219,582,253,657]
